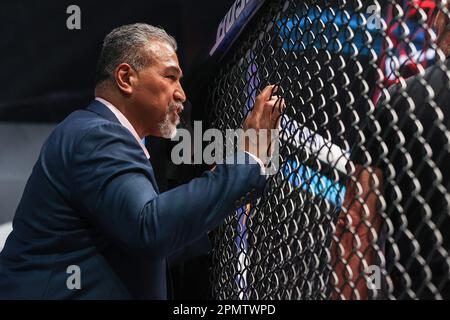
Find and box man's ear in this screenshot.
[115,63,137,95]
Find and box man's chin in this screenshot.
[157,116,179,139]
[167,127,177,139]
[160,125,178,139]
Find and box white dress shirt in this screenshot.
[95,97,150,159]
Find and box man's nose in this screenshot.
[174,85,186,103]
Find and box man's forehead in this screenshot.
[146,40,180,67]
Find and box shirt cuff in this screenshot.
[244,151,266,175]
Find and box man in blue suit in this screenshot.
[0,23,282,299]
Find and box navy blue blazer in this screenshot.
[0,100,266,299]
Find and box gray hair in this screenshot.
[95,23,177,85]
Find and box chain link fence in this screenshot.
[205,0,450,300]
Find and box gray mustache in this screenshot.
[169,103,184,112]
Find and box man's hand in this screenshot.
[241,85,285,164]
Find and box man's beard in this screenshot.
[158,102,183,139]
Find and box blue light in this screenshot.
[282,159,346,207]
[275,8,382,56]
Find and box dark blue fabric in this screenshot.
[0,100,267,299]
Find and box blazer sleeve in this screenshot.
[168,233,211,266]
[70,122,266,259]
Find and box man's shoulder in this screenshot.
[402,60,450,95]
[60,106,111,130]
[53,106,127,143]
[379,63,448,117]
[41,104,135,161]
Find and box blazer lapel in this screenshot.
[86,100,160,193]
[86,100,121,125]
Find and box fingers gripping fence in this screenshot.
[206,0,450,299]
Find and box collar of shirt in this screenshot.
[95,97,150,159]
